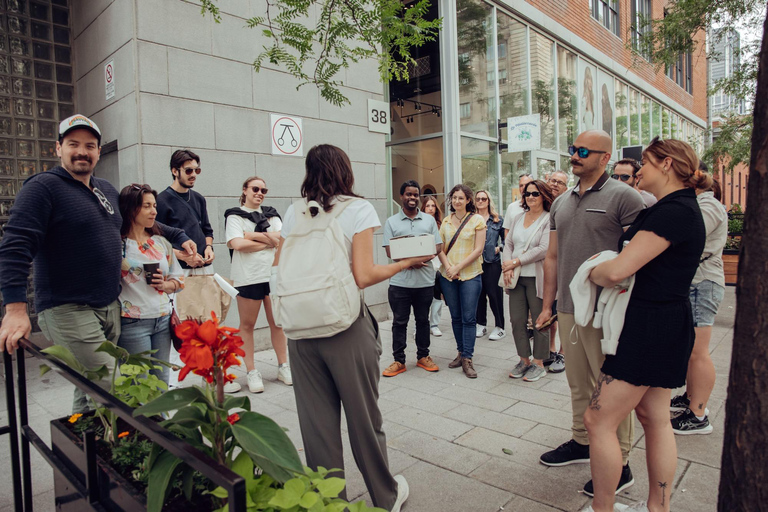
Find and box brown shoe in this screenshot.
[417,356,439,372]
[382,361,406,377]
[461,357,477,379]
[448,352,463,368]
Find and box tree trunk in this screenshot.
[718,6,768,510]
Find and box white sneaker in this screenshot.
[391,474,409,512]
[581,504,628,512]
[223,381,241,394]
[488,327,505,340]
[622,501,649,511]
[277,363,293,386]
[430,326,442,337]
[247,369,264,393]
[475,325,487,338]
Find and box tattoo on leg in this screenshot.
[659,481,668,506]
[698,403,704,412]
[588,373,615,411]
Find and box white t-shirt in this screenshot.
[502,201,524,230]
[226,206,282,287]
[281,197,381,260]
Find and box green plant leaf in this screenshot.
[231,450,255,481]
[231,412,303,482]
[315,477,345,499]
[39,364,51,376]
[299,491,319,508]
[134,386,207,417]
[95,340,129,361]
[206,486,229,499]
[146,450,183,512]
[165,404,208,428]
[41,345,86,373]
[223,394,251,412]
[268,487,301,509]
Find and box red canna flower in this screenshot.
[175,320,199,342]
[227,413,240,425]
[175,312,243,384]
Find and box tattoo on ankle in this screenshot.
[698,403,704,412]
[588,373,615,411]
[659,481,668,506]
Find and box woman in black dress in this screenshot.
[582,137,705,512]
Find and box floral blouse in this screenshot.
[119,236,184,319]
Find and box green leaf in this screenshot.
[230,412,303,482]
[268,487,301,509]
[315,477,345,498]
[94,340,129,361]
[146,450,183,512]
[299,491,319,508]
[223,394,251,412]
[206,486,229,499]
[502,448,513,455]
[164,405,208,428]
[42,345,86,373]
[39,364,51,376]
[134,386,207,417]
[231,450,255,481]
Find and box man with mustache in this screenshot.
[381,180,443,377]
[0,115,194,412]
[535,130,645,496]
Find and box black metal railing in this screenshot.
[2,338,247,512]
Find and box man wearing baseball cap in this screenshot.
[0,114,195,412]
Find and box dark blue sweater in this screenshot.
[156,187,214,269]
[0,166,189,312]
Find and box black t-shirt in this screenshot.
[619,188,705,303]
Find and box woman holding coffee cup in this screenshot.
[117,184,184,384]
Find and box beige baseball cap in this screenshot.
[58,114,102,144]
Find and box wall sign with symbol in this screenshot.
[105,60,115,101]
[368,99,390,134]
[270,114,303,157]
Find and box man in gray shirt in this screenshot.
[382,180,443,377]
[535,130,645,496]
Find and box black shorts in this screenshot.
[236,282,270,301]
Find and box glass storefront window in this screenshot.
[615,80,628,151]
[597,70,614,145]
[651,101,661,139]
[390,138,445,210]
[662,108,670,138]
[500,150,531,209]
[557,46,578,153]
[461,137,499,204]
[457,0,495,137]
[530,32,555,150]
[497,14,528,135]
[579,61,597,134]
[629,89,639,145]
[640,95,650,146]
[671,114,679,139]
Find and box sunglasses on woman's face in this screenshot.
[476,197,488,202]
[523,191,541,198]
[250,186,268,194]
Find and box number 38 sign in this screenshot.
[367,99,390,134]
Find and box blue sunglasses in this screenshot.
[568,145,607,159]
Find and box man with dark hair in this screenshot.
[611,158,657,206]
[0,115,193,412]
[381,180,443,377]
[157,149,214,271]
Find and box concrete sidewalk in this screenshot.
[0,288,735,511]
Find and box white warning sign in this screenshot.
[270,114,303,157]
[105,60,115,101]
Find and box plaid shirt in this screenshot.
[439,213,486,281]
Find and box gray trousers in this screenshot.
[288,309,397,509]
[38,301,121,413]
[507,276,550,361]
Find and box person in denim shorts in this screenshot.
[670,170,728,435]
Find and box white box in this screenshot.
[389,234,437,259]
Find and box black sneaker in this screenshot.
[670,392,689,412]
[582,464,635,497]
[543,351,557,367]
[539,439,590,466]
[671,408,713,435]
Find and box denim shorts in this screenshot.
[689,280,725,327]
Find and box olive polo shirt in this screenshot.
[550,172,645,314]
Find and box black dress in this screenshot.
[601,188,705,388]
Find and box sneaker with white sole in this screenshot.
[523,364,547,382]
[391,474,409,512]
[277,363,293,386]
[509,359,530,379]
[223,381,242,394]
[488,327,506,340]
[671,408,713,435]
[583,463,635,496]
[581,505,628,512]
[430,326,443,337]
[670,392,709,416]
[548,353,565,373]
[476,325,487,338]
[623,501,650,511]
[247,369,264,393]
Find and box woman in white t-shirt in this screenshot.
[273,145,430,512]
[117,184,184,384]
[225,176,289,394]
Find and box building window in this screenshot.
[498,68,508,84]
[665,50,693,94]
[631,0,652,60]
[590,0,620,36]
[460,102,471,119]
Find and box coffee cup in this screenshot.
[143,263,160,285]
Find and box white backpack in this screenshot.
[273,198,362,339]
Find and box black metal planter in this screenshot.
[50,417,146,512]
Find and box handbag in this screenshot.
[169,297,183,351]
[175,274,234,322]
[499,213,549,290]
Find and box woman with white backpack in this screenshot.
[502,180,553,383]
[271,145,431,512]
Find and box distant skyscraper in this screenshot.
[711,27,746,115]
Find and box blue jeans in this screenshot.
[439,274,482,358]
[118,316,172,384]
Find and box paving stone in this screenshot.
[539,378,573,397]
[443,403,538,438]
[380,387,459,414]
[381,370,453,395]
[388,430,491,476]
[385,405,473,441]
[487,382,573,411]
[503,401,574,430]
[521,423,573,449]
[670,462,720,512]
[501,494,564,511]
[435,385,518,412]
[454,426,550,472]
